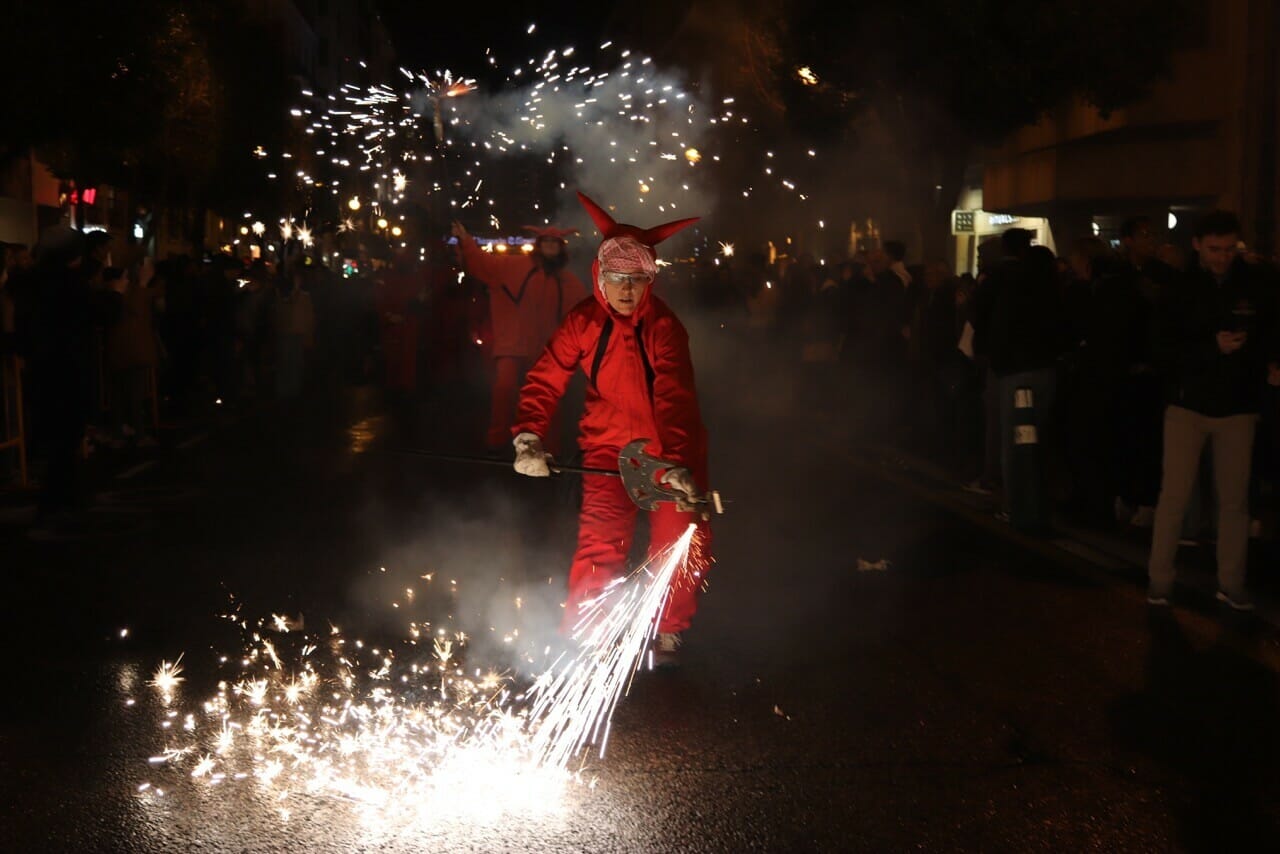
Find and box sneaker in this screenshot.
[963,479,993,496]
[652,632,682,669]
[1146,585,1171,607]
[1114,496,1133,524]
[1216,590,1256,612]
[1129,506,1155,528]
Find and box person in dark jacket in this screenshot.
[972,231,1070,515]
[1114,216,1179,524]
[1147,210,1280,609]
[1062,237,1148,523]
[25,226,121,519]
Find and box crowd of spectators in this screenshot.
[4,210,1279,605]
[0,229,491,522]
[677,210,1279,605]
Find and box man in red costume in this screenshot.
[511,192,710,667]
[450,221,586,448]
[373,251,424,394]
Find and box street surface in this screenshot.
[4,350,1280,852]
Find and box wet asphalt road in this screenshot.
[4,369,1280,852]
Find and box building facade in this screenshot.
[979,0,1279,255]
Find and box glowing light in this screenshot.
[348,196,362,212]
[684,148,701,164]
[251,221,265,237]
[797,66,819,86]
[148,656,184,704]
[376,217,389,230]
[719,241,735,258]
[390,226,403,237]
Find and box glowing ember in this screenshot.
[149,657,184,704]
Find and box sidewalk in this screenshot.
[840,435,1280,630]
[0,403,239,532]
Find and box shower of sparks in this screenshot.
[250,32,813,238]
[526,525,697,768]
[133,525,700,832]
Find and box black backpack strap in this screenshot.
[501,266,539,305]
[590,318,614,390]
[634,320,656,395]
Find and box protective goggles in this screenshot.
[601,271,655,287]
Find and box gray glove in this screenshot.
[513,432,552,477]
[660,466,698,500]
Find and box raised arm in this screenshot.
[452,221,527,289]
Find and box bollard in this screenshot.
[1008,386,1049,534]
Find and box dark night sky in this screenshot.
[376,1,614,80]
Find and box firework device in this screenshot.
[393,439,724,517]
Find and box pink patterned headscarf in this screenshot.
[596,236,657,295]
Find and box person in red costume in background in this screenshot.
[511,192,711,668]
[450,221,586,448]
[373,251,425,394]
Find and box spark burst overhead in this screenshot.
[250,28,815,239]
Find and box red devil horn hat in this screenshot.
[521,225,580,241]
[576,192,699,250]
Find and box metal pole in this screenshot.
[389,447,620,478]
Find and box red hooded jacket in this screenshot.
[457,236,586,359]
[514,261,706,468]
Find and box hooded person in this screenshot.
[373,249,425,394]
[511,192,710,667]
[450,220,587,448]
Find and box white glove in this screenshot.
[513,432,552,477]
[660,466,698,499]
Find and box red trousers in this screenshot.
[488,357,528,448]
[563,446,711,634]
[383,327,418,391]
